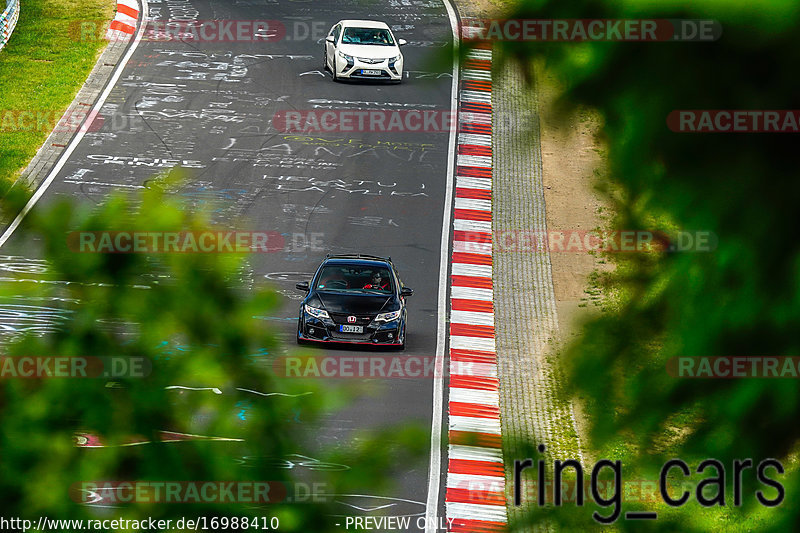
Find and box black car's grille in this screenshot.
[329,313,374,326]
[329,331,374,341]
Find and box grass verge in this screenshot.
[0,0,113,193]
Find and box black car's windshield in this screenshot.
[341,27,395,46]
[315,265,393,293]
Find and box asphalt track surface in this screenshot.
[0,0,457,529]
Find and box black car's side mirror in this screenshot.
[296,281,310,291]
[326,35,335,43]
[400,287,413,297]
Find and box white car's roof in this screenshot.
[337,20,391,30]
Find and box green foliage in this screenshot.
[489,0,800,530]
[0,174,418,529]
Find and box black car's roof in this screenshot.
[321,253,392,266]
[321,257,392,268]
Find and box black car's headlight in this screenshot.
[305,305,330,320]
[375,309,401,322]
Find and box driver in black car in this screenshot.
[363,271,389,290]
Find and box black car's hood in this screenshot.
[313,293,394,315]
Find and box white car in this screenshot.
[324,20,406,83]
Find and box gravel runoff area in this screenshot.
[492,59,585,528]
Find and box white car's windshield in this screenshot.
[341,27,395,46]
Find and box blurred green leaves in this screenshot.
[488,0,800,531]
[0,171,421,530]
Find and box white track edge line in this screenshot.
[425,1,459,531]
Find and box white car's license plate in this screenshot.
[361,69,381,76]
[339,325,363,333]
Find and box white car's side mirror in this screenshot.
[397,38,407,46]
[326,35,335,43]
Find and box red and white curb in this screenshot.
[106,0,141,41]
[446,43,507,533]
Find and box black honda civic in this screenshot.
[295,254,412,349]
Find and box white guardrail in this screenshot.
[0,0,20,52]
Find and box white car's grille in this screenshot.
[357,57,385,64]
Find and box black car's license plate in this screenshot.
[339,325,363,333]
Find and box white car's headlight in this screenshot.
[375,309,401,322]
[305,305,329,319]
[389,54,401,62]
[338,51,353,62]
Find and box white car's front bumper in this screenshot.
[335,55,403,81]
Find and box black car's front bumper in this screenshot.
[298,312,404,346]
